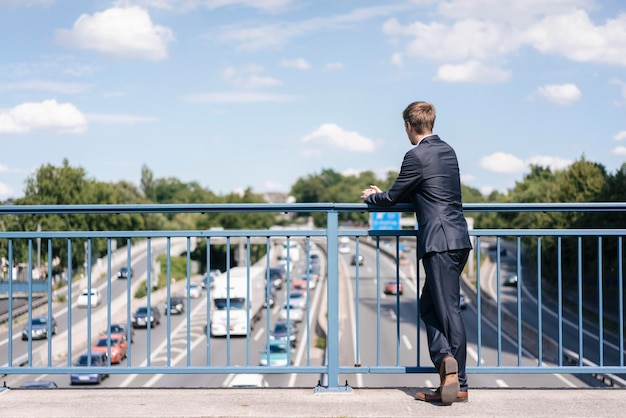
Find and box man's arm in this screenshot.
[361,151,419,207]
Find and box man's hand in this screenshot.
[360,184,382,200]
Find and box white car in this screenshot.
[338,244,350,254]
[77,289,102,308]
[185,283,203,299]
[279,303,304,322]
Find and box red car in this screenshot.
[91,334,128,364]
[384,280,403,295]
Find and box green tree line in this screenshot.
[1,157,625,292]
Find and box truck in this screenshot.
[210,266,264,337]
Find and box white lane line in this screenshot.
[466,346,485,365]
[402,334,413,351]
[389,309,397,321]
[495,379,509,387]
[119,297,208,387]
[425,379,435,388]
[253,328,265,342]
[343,257,363,388]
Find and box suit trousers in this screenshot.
[420,249,470,391]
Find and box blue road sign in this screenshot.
[370,212,401,230]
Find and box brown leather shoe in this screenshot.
[439,355,460,405]
[415,388,468,404]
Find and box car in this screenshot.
[164,295,185,315]
[351,254,364,265]
[278,303,305,322]
[291,280,309,295]
[185,282,203,299]
[299,274,317,290]
[77,288,102,308]
[264,284,277,308]
[338,244,350,254]
[106,323,134,344]
[384,280,403,295]
[259,340,293,367]
[201,269,221,289]
[117,267,133,279]
[21,315,58,340]
[131,306,162,328]
[91,334,128,364]
[70,352,109,385]
[460,292,468,310]
[19,380,58,389]
[270,320,299,346]
[226,373,269,388]
[287,291,307,310]
[504,273,519,287]
[267,265,285,289]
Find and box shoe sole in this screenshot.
[440,357,460,406]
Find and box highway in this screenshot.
[0,236,612,389]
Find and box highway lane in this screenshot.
[338,238,589,389]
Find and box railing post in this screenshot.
[315,209,351,393]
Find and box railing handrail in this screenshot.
[1,201,626,215]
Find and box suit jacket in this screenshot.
[365,135,472,259]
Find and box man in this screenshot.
[360,101,472,405]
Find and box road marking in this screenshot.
[402,334,413,350]
[253,328,265,341]
[389,309,397,321]
[466,346,484,365]
[425,379,435,388]
[495,379,508,387]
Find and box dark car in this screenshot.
[107,323,134,343]
[270,320,299,346]
[131,306,162,328]
[21,315,58,340]
[350,254,364,265]
[70,352,109,385]
[164,295,185,315]
[117,267,133,279]
[267,265,285,289]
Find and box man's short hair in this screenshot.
[403,101,436,134]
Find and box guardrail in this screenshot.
[1,203,625,392]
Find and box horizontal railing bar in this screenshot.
[1,202,626,216]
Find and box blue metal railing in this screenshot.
[1,203,625,391]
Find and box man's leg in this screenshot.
[419,250,469,392]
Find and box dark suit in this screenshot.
[365,134,472,391]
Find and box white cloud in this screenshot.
[391,52,403,68]
[86,113,157,124]
[263,180,285,192]
[525,10,626,66]
[537,83,581,105]
[214,5,404,50]
[480,185,496,196]
[301,123,376,152]
[480,152,572,174]
[479,152,526,173]
[0,182,14,198]
[115,0,293,12]
[614,131,626,141]
[526,155,572,170]
[0,80,90,94]
[180,91,293,103]
[435,60,511,83]
[323,61,344,71]
[437,0,593,25]
[382,18,521,63]
[222,65,282,88]
[55,7,174,61]
[279,58,311,70]
[612,146,626,156]
[460,173,475,183]
[0,99,87,134]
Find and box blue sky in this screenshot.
[1,0,625,200]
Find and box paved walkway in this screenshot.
[2,387,626,417]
